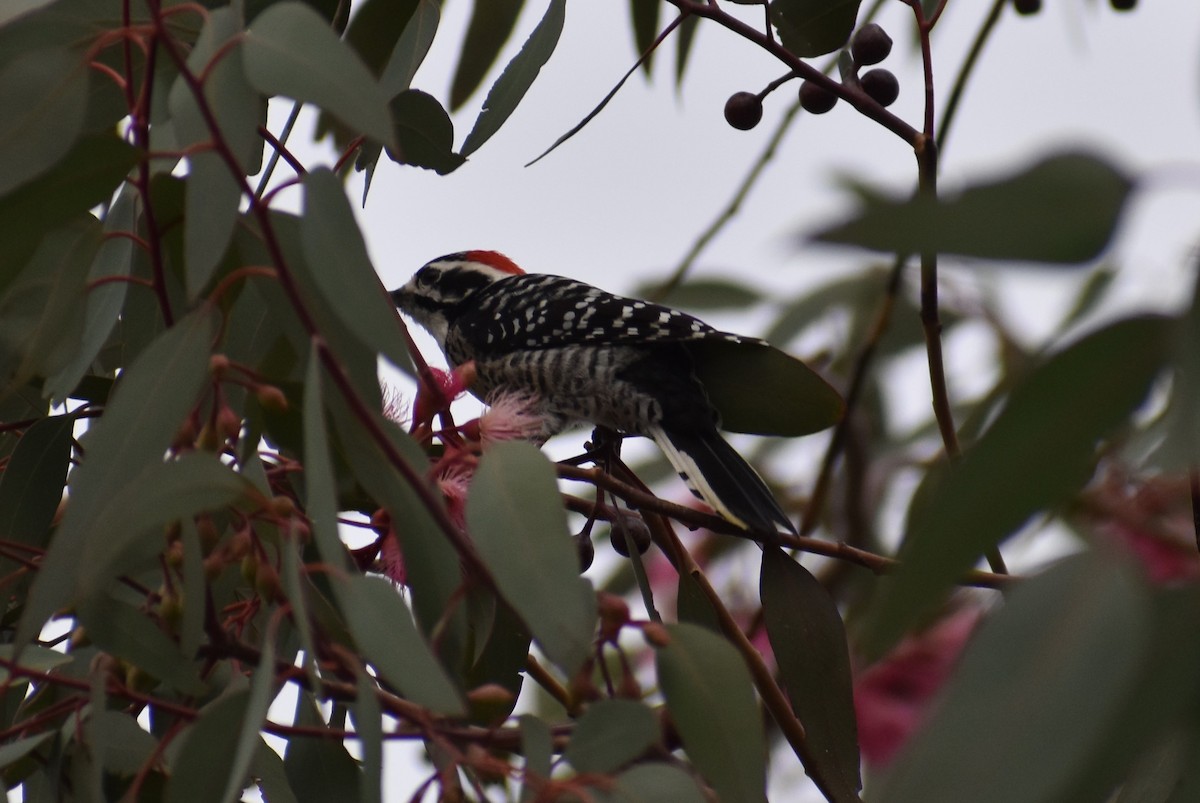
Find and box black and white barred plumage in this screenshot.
[391,250,797,537]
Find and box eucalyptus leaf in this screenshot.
[813,152,1133,264]
[466,441,597,675]
[448,0,524,111]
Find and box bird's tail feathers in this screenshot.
[649,425,796,538]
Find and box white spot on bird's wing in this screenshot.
[633,302,646,310]
[691,322,702,332]
[614,319,625,327]
[658,311,671,323]
[563,311,576,321]
[627,327,639,335]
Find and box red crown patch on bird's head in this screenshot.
[465,250,524,276]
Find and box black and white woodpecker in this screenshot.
[391,250,804,538]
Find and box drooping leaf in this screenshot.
[284,693,362,802]
[0,645,71,686]
[460,0,565,157]
[760,546,860,799]
[687,338,843,436]
[88,711,159,776]
[45,182,139,404]
[813,152,1134,264]
[300,168,412,371]
[378,0,440,98]
[169,7,263,297]
[342,0,418,77]
[564,699,659,775]
[675,14,700,86]
[0,46,89,196]
[166,692,252,803]
[860,315,1170,659]
[386,89,465,175]
[327,403,466,669]
[0,216,99,396]
[0,415,73,582]
[352,669,383,803]
[0,734,53,771]
[519,714,553,803]
[770,0,861,58]
[76,453,250,600]
[19,307,217,648]
[243,2,396,149]
[655,623,767,803]
[466,441,597,675]
[218,635,278,803]
[630,0,660,76]
[0,133,138,281]
[600,763,707,803]
[301,350,352,573]
[448,0,524,111]
[252,739,299,803]
[335,575,465,715]
[77,594,205,695]
[875,552,1151,803]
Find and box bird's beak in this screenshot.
[390,287,412,311]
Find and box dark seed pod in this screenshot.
[861,68,899,108]
[850,23,893,66]
[799,80,838,115]
[724,91,764,130]
[1109,0,1136,9]
[1013,0,1042,14]
[610,516,651,556]
[575,532,595,572]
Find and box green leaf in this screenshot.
[466,441,597,675]
[378,0,440,98]
[252,739,299,803]
[0,46,89,196]
[675,570,720,632]
[300,168,412,371]
[760,547,860,799]
[335,575,465,715]
[243,2,396,149]
[19,308,217,648]
[600,763,707,803]
[0,216,99,395]
[461,0,566,158]
[327,404,465,667]
[687,339,843,436]
[352,669,383,803]
[860,315,1170,659]
[301,350,352,573]
[219,634,277,803]
[813,152,1134,264]
[875,552,1151,803]
[564,699,658,775]
[655,623,767,803]
[89,711,159,776]
[169,7,263,296]
[0,645,71,686]
[0,734,52,771]
[630,0,660,75]
[770,0,861,58]
[45,183,139,404]
[386,89,465,175]
[166,692,252,803]
[0,133,138,281]
[342,0,418,77]
[448,0,524,111]
[675,14,699,87]
[0,415,73,577]
[519,714,553,803]
[284,693,362,802]
[78,595,205,695]
[76,453,250,599]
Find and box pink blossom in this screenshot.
[438,465,473,529]
[478,392,546,445]
[379,529,407,587]
[413,364,474,429]
[854,606,983,767]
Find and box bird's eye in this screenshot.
[416,268,441,289]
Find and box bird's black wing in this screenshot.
[450,274,764,358]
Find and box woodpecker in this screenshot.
[392,250,804,538]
